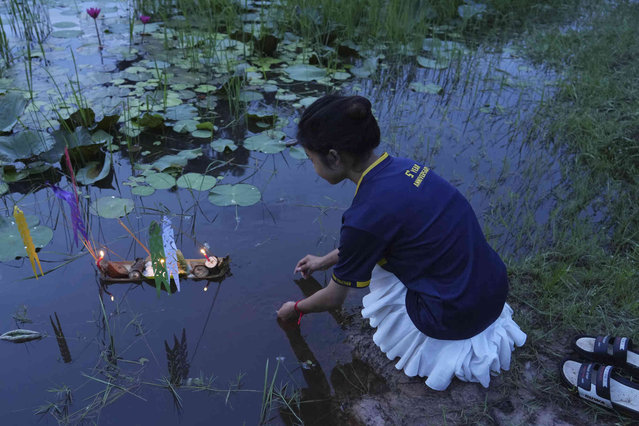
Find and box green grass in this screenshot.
[511,0,639,337]
[497,1,639,422]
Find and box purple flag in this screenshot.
[50,184,88,247]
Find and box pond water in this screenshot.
[0,1,561,424]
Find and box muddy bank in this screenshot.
[324,306,603,426]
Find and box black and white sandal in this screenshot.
[561,360,639,419]
[573,335,639,376]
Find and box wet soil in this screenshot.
[326,305,622,426]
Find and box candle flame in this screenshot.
[203,286,208,292]
[99,250,105,258]
[110,295,114,301]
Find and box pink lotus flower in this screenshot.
[86,7,100,19]
[139,15,151,24]
[86,8,102,48]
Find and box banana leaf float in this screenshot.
[99,253,231,284]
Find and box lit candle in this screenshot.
[110,295,114,302]
[97,250,105,268]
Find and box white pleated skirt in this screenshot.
[361,265,527,391]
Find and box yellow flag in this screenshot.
[13,206,43,278]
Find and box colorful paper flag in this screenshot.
[149,220,170,296]
[162,216,180,292]
[50,184,88,247]
[64,147,79,202]
[13,206,43,278]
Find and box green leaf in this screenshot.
[284,64,327,82]
[177,173,217,191]
[131,186,155,196]
[289,146,308,160]
[137,113,165,128]
[196,122,215,131]
[0,181,8,195]
[238,91,264,102]
[51,30,83,38]
[211,138,237,152]
[409,82,443,94]
[90,197,135,219]
[145,172,176,189]
[330,71,349,80]
[151,148,202,171]
[0,92,28,132]
[208,184,261,206]
[76,156,112,185]
[53,22,78,29]
[243,130,286,154]
[0,131,55,162]
[191,129,212,139]
[172,120,199,133]
[417,56,450,69]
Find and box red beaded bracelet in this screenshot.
[294,300,304,325]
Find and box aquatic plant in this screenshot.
[86,7,102,48]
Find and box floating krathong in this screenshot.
[97,222,230,288]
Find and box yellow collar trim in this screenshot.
[355,152,389,196]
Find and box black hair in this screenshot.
[297,95,380,160]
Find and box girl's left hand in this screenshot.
[277,301,298,322]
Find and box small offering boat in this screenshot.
[99,254,231,284]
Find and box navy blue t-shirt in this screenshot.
[332,153,508,340]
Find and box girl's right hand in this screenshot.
[293,254,325,278]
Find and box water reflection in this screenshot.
[277,276,388,425]
[50,311,72,363]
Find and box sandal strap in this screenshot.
[577,363,613,408]
[596,365,613,400]
[594,335,612,359]
[613,337,630,363]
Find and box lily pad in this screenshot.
[244,130,286,154]
[152,148,203,171]
[417,56,450,69]
[0,215,53,261]
[298,97,318,108]
[164,104,198,121]
[284,64,327,82]
[131,186,155,196]
[289,146,308,160]
[0,131,55,162]
[350,56,380,78]
[177,173,217,191]
[191,129,212,139]
[208,184,261,206]
[53,22,78,29]
[238,91,264,102]
[145,172,176,189]
[332,71,351,81]
[90,196,135,219]
[211,138,238,152]
[409,82,444,94]
[51,30,83,38]
[0,92,28,133]
[172,120,199,133]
